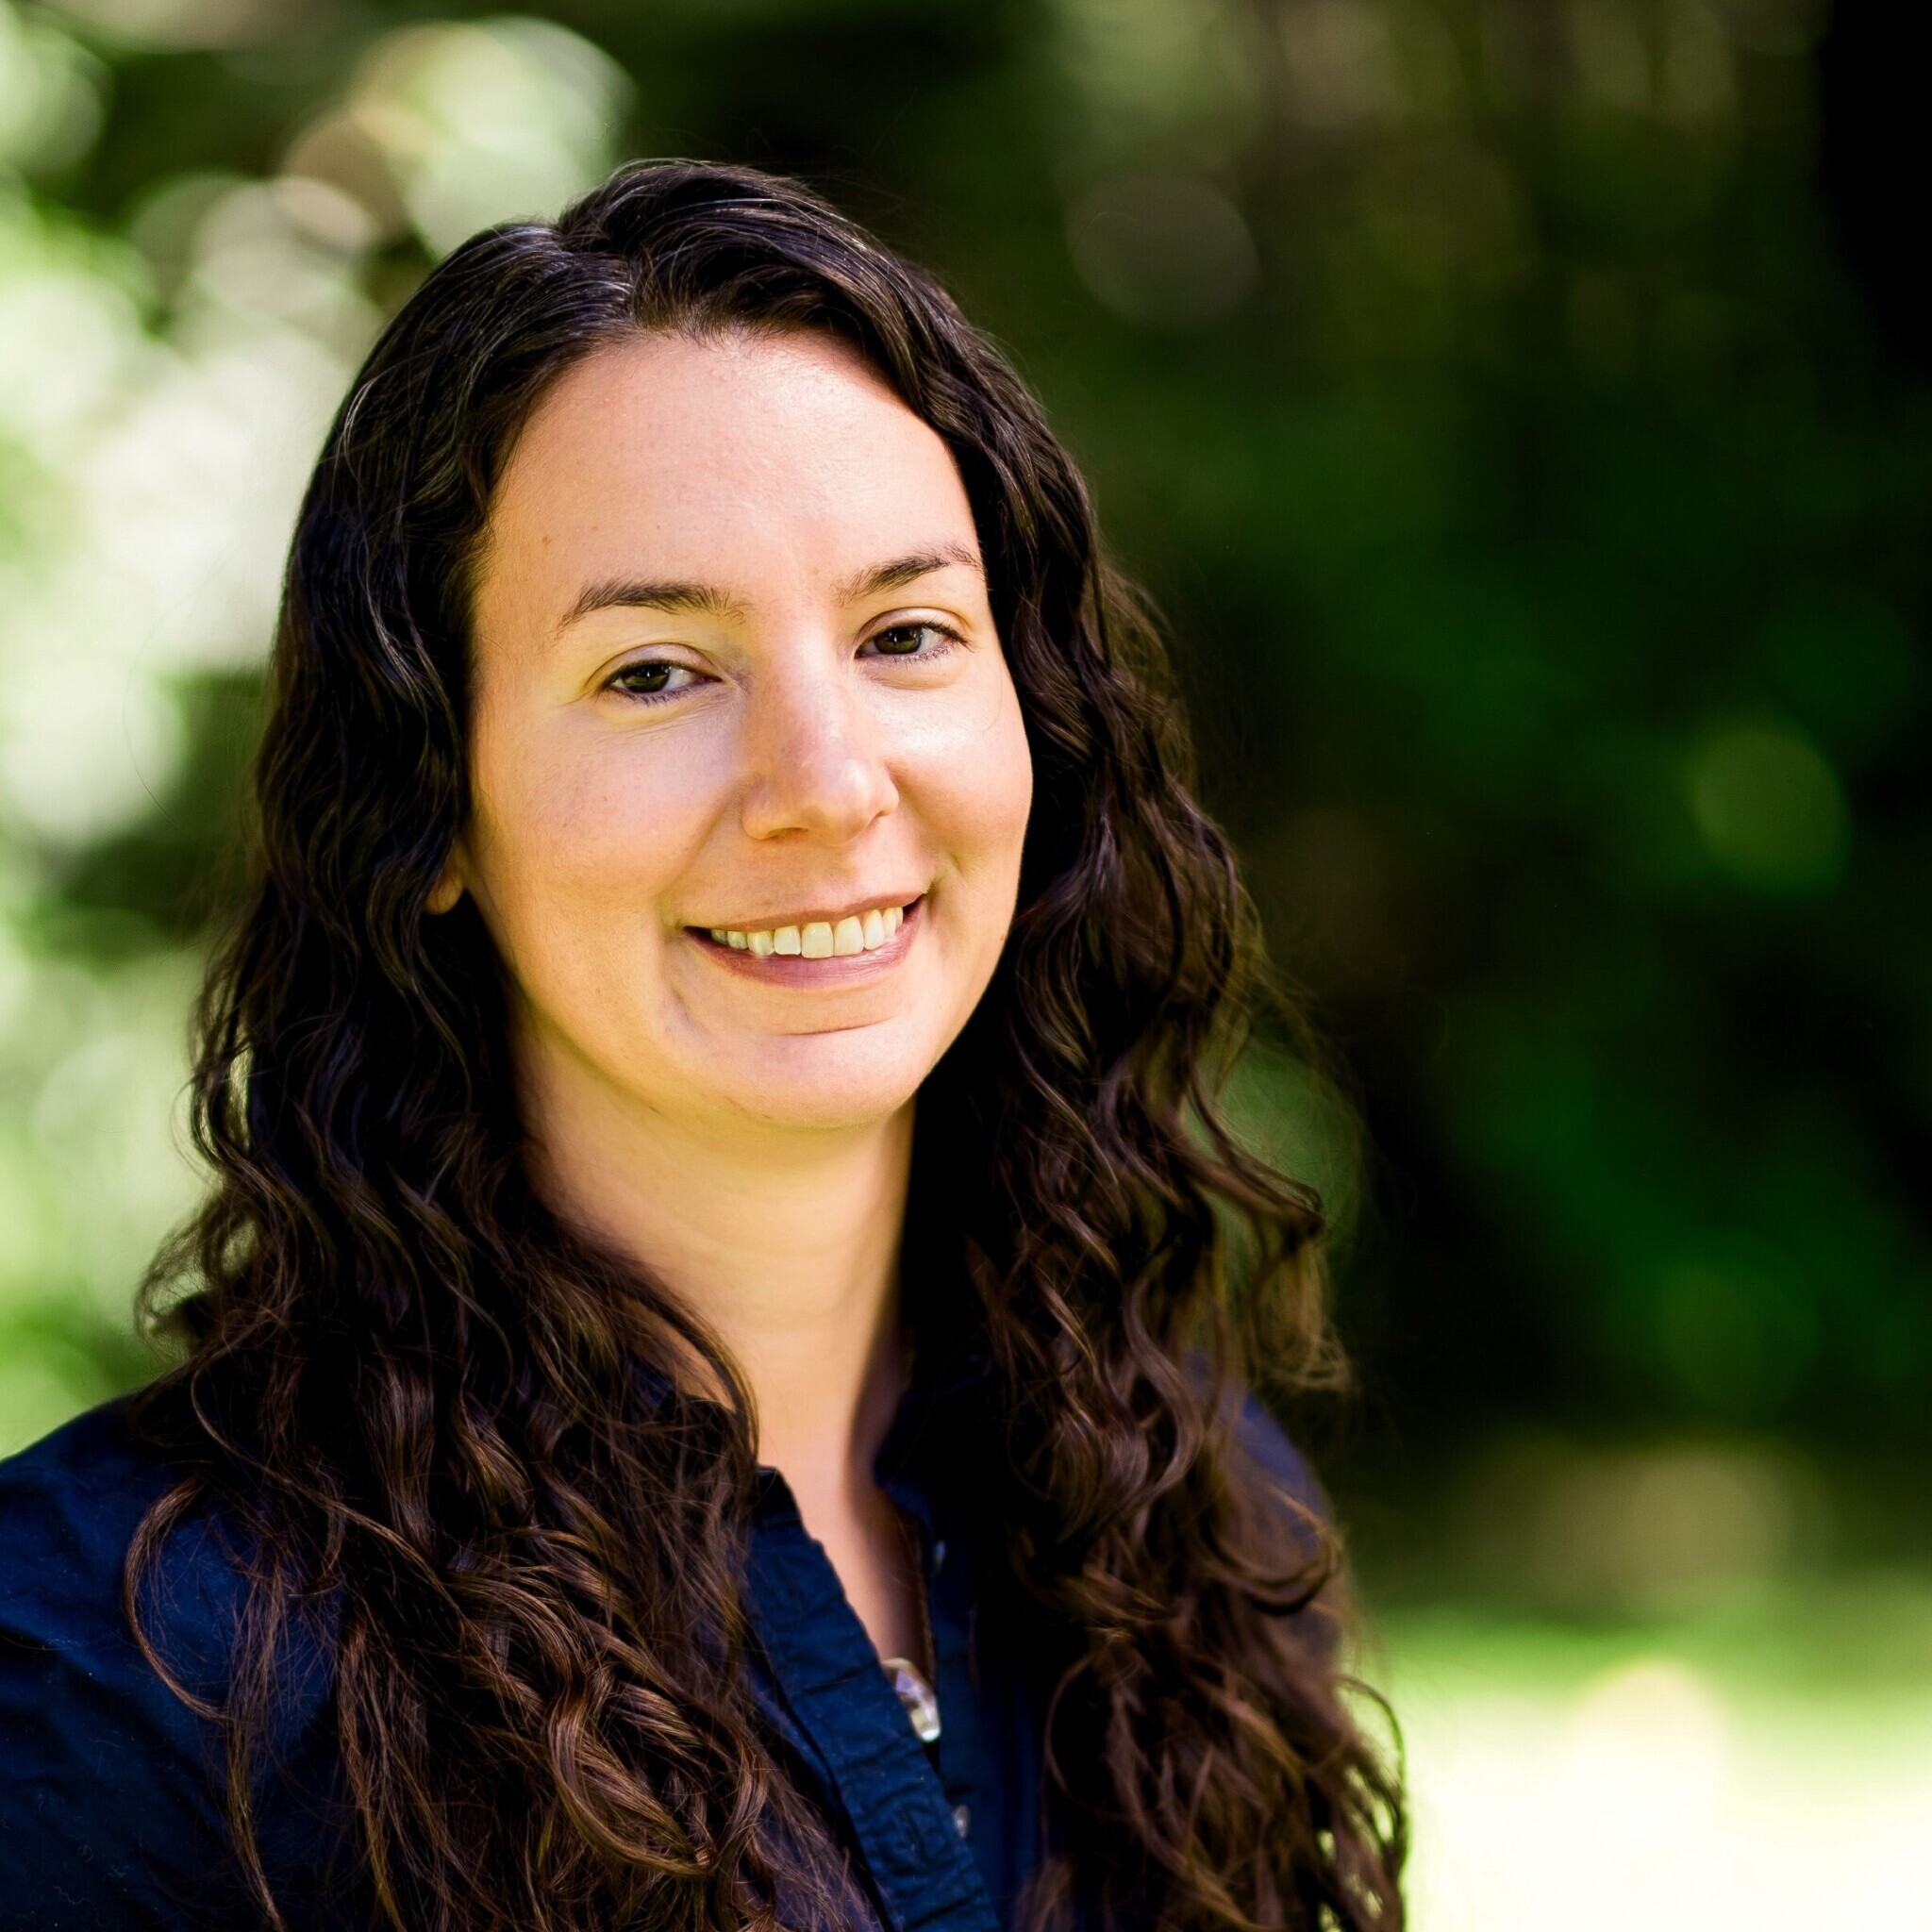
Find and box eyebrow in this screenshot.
[557,576,746,632]
[833,542,983,605]
[556,542,983,634]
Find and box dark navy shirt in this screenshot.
[0,1373,1325,1931]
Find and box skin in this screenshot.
[429,327,1034,1667]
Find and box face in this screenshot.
[439,328,1034,1140]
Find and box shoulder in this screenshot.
[2,1394,208,1603]
[1218,1385,1348,1655]
[0,1393,254,1681]
[1180,1355,1333,1534]
[1226,1388,1332,1528]
[0,1397,341,1928]
[0,1397,205,1671]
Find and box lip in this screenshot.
[685,893,924,986]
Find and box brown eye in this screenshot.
[606,661,702,702]
[864,623,960,658]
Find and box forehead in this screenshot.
[476,328,977,621]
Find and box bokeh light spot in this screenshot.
[1066,171,1257,328]
[1686,717,1848,893]
[337,18,632,259]
[1558,1657,1729,1846]
[0,4,103,172]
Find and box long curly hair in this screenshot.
[124,159,1404,1932]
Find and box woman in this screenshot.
[0,161,1403,1931]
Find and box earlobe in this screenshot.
[425,865,465,916]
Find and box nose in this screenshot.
[737,648,899,843]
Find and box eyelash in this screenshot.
[603,622,965,705]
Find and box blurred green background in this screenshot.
[2,0,1927,1923]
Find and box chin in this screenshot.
[711,1035,931,1132]
[733,1078,922,1132]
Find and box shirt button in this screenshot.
[952,1803,971,1840]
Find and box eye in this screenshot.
[605,659,705,703]
[862,621,963,660]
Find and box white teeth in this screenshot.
[706,901,911,958]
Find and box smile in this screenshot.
[686,895,924,980]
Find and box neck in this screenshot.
[521,1044,917,1502]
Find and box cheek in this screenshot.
[918,677,1034,891]
[467,724,713,962]
[978,678,1036,861]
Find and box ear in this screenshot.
[425,845,467,916]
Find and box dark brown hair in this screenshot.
[126,158,1404,1932]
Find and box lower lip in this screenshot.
[686,896,924,986]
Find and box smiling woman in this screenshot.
[0,162,1404,1932]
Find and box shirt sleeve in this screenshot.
[0,1402,343,1932]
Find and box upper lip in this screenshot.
[688,891,923,931]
